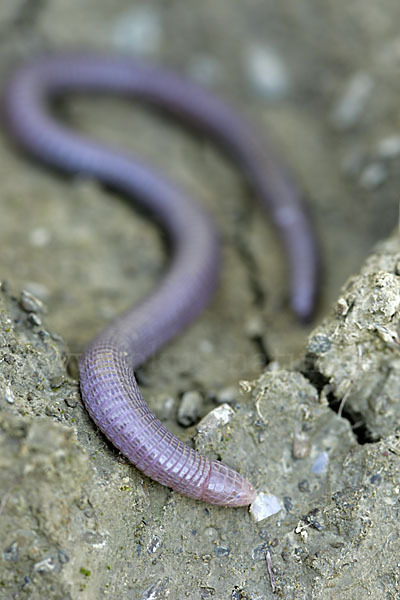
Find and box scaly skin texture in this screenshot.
[4,54,318,506]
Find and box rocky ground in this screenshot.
[1,1,400,598]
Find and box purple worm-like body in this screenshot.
[4,54,318,506]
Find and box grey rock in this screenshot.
[177,390,203,427]
[331,71,374,130]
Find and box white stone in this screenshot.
[196,404,234,434]
[5,386,14,404]
[112,6,161,55]
[250,492,281,522]
[359,162,387,189]
[29,227,51,247]
[331,72,374,130]
[376,135,400,159]
[245,44,290,100]
[311,451,329,474]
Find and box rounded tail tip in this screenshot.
[200,461,257,507]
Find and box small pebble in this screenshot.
[245,44,290,100]
[298,479,310,493]
[50,375,64,389]
[20,290,44,313]
[112,5,161,55]
[204,526,219,540]
[177,391,203,427]
[58,549,70,564]
[196,404,235,434]
[305,509,323,531]
[33,556,56,573]
[266,361,281,372]
[3,541,18,561]
[336,297,350,316]
[147,536,162,554]
[65,396,78,408]
[292,431,311,459]
[198,339,213,354]
[28,313,42,326]
[283,496,294,512]
[214,546,230,557]
[231,588,246,600]
[307,334,332,354]
[82,531,106,547]
[376,135,400,159]
[370,473,382,485]
[200,588,215,600]
[140,578,169,600]
[159,395,176,420]
[270,538,279,547]
[257,431,266,443]
[251,542,268,560]
[250,492,281,522]
[311,451,329,474]
[359,162,387,189]
[29,227,51,247]
[4,386,14,404]
[330,71,374,130]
